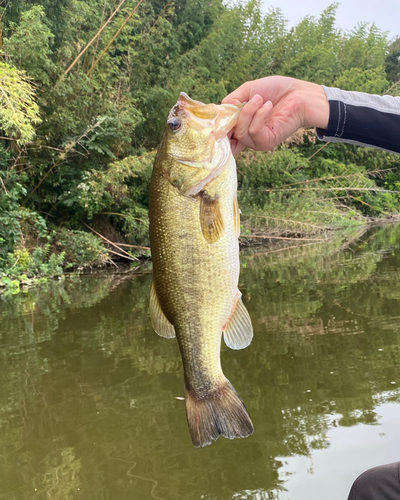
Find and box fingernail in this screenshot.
[250,94,262,104]
[264,101,273,111]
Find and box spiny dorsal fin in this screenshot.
[200,191,224,244]
[233,194,240,239]
[149,282,176,338]
[223,293,253,349]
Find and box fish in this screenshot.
[148,92,254,447]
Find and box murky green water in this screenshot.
[1,225,399,500]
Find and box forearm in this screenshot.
[316,87,400,154]
[222,76,400,155]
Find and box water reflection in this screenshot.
[0,225,399,499]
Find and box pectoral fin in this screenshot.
[200,192,225,244]
[233,194,240,239]
[150,282,176,338]
[223,292,253,349]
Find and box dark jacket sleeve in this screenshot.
[316,87,400,155]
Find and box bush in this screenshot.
[56,229,109,268]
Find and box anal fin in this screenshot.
[223,292,253,349]
[149,282,176,338]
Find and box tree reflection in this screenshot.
[0,225,399,499]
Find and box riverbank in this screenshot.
[2,140,400,295]
[2,218,400,296]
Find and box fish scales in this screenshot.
[149,93,254,447]
[151,151,237,385]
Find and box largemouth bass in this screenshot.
[149,93,253,447]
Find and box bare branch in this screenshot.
[63,0,128,76]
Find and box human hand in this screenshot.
[222,76,329,155]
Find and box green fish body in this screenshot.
[149,93,253,447]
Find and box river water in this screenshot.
[0,224,399,500]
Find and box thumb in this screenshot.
[221,97,243,105]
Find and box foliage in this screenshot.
[0,244,65,295]
[0,62,41,144]
[4,5,55,85]
[59,152,153,243]
[56,229,109,267]
[385,37,400,89]
[0,0,399,286]
[338,23,388,72]
[334,66,389,93]
[237,144,400,235]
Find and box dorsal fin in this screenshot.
[223,292,253,349]
[149,282,176,338]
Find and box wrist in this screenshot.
[302,82,329,130]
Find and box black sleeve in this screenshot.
[347,462,400,500]
[316,87,400,155]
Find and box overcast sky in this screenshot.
[261,0,400,40]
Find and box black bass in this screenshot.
[149,93,253,447]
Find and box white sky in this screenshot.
[261,0,400,40]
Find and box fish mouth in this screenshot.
[169,92,244,140]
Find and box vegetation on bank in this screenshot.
[0,0,400,290]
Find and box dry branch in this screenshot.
[87,0,146,77]
[82,221,139,261]
[114,242,150,250]
[64,0,128,76]
[147,2,173,35]
[107,248,138,261]
[243,214,326,231]
[248,168,397,190]
[251,241,324,257]
[252,187,398,194]
[24,119,103,204]
[240,235,325,241]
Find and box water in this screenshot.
[0,224,399,500]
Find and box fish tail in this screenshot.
[185,379,254,447]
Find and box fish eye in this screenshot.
[168,118,182,132]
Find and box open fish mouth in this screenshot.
[168,92,244,141]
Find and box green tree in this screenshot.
[4,5,55,85]
[334,66,389,93]
[279,4,340,84]
[0,62,41,144]
[385,37,400,85]
[338,23,388,72]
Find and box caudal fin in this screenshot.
[185,380,253,447]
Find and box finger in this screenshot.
[222,82,252,105]
[228,137,245,156]
[229,138,239,155]
[233,94,264,144]
[222,97,243,106]
[232,142,245,156]
[248,101,273,140]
